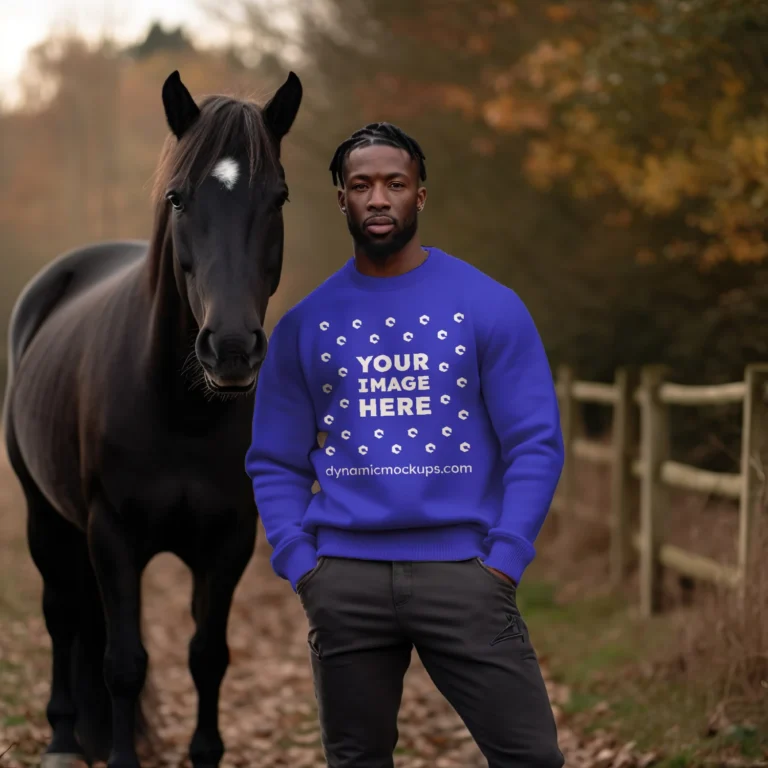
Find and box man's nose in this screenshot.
[368,184,391,210]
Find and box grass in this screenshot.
[516,571,768,765]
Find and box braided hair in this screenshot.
[329,122,427,187]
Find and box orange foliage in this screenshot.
[390,0,768,267]
[482,94,549,132]
[475,6,767,266]
[497,1,519,18]
[630,3,661,22]
[356,75,479,122]
[544,4,575,23]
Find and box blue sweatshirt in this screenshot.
[245,247,564,591]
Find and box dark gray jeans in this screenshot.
[296,556,564,768]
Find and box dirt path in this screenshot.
[0,453,652,768]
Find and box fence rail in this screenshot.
[552,363,768,616]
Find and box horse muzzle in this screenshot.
[195,329,267,394]
[204,366,256,393]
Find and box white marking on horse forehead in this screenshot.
[211,157,240,190]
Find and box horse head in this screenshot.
[157,69,302,394]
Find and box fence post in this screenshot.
[639,365,669,617]
[556,365,576,520]
[738,364,768,604]
[610,366,638,589]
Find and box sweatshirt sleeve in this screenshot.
[479,291,564,585]
[245,312,320,591]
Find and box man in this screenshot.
[245,122,565,768]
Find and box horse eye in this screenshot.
[166,191,184,210]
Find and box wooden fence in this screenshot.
[552,363,768,616]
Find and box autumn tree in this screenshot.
[365,0,768,269]
[280,0,768,269]
[487,0,768,270]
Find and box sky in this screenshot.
[0,0,240,106]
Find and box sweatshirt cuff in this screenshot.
[484,536,536,585]
[273,537,318,592]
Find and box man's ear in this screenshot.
[338,189,347,214]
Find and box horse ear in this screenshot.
[263,71,303,145]
[162,70,200,139]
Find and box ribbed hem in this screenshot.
[483,536,536,585]
[273,538,318,592]
[316,525,487,561]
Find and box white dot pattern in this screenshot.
[315,312,473,459]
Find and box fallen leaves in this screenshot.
[0,535,663,768]
[556,727,662,768]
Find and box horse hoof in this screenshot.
[41,754,90,768]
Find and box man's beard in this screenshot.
[347,209,418,262]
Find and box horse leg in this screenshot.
[88,503,147,768]
[25,484,88,765]
[187,520,256,768]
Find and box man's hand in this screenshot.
[487,566,516,587]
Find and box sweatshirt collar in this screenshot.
[343,246,442,292]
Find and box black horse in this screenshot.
[2,69,302,768]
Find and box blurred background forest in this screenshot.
[2,3,768,765]
[3,0,768,468]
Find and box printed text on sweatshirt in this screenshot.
[245,247,564,590]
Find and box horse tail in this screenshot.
[71,563,157,763]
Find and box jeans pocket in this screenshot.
[475,558,517,592]
[296,556,327,594]
[307,632,322,659]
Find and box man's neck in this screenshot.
[354,240,428,278]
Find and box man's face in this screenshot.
[338,144,427,262]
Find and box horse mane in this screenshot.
[151,93,281,206]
